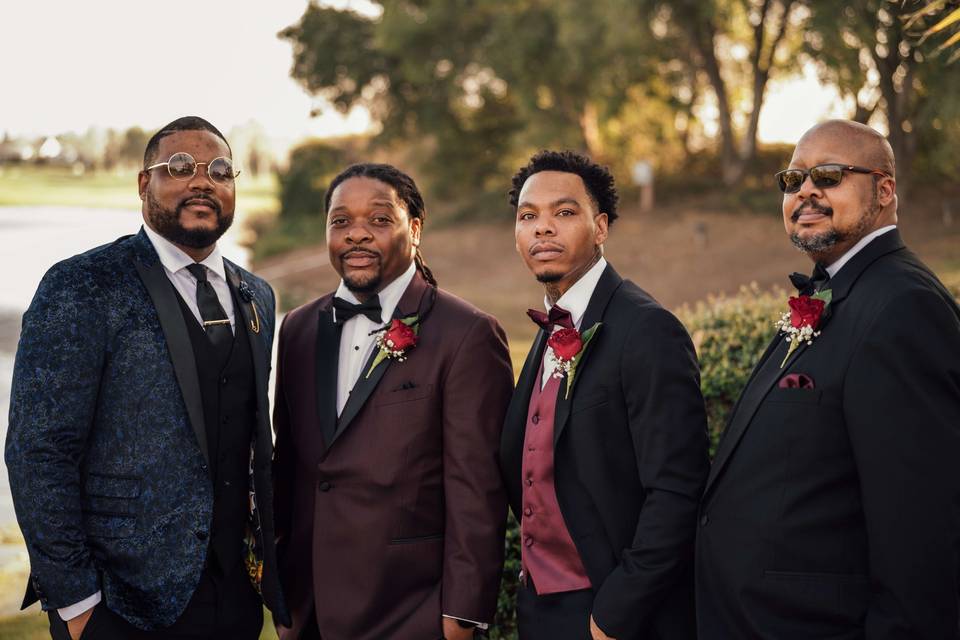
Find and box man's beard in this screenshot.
[536,271,563,284]
[146,192,232,249]
[789,189,880,255]
[340,249,383,296]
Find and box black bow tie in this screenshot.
[333,295,382,324]
[527,305,575,331]
[789,263,831,295]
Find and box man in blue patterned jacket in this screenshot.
[5,116,289,639]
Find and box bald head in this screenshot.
[797,120,895,177]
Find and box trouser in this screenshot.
[517,576,594,640]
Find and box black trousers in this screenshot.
[48,564,262,640]
[517,579,594,640]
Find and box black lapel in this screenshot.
[553,263,622,446]
[330,273,431,446]
[131,231,209,467]
[704,228,907,496]
[224,265,271,445]
[501,330,548,487]
[315,304,341,448]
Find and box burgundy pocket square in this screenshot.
[779,373,815,389]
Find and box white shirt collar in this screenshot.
[825,225,896,279]
[334,259,417,324]
[544,257,608,329]
[143,223,226,281]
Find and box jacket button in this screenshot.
[200,463,208,472]
[700,514,709,527]
[318,481,332,492]
[525,477,533,487]
[531,415,540,425]
[195,530,208,541]
[523,507,533,517]
[524,536,534,547]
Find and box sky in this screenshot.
[2,0,847,151]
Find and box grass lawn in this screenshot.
[0,607,280,639]
[0,165,278,214]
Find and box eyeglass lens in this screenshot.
[166,152,234,184]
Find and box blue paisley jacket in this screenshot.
[5,228,290,630]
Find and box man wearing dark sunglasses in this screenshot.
[6,116,290,639]
[696,120,960,639]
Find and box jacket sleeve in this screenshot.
[591,308,710,638]
[844,288,960,638]
[4,261,105,609]
[271,312,294,546]
[440,313,513,624]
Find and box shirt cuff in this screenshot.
[443,614,489,630]
[58,591,101,621]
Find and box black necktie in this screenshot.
[186,264,232,357]
[789,263,831,296]
[333,295,383,325]
[527,304,575,331]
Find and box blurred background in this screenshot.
[2,1,959,637]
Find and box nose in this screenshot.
[534,215,556,237]
[345,221,373,244]
[186,164,215,192]
[796,172,823,201]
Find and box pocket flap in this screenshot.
[85,473,141,498]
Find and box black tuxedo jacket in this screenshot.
[696,229,960,639]
[500,264,710,639]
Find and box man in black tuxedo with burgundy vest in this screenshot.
[696,120,960,638]
[499,151,709,640]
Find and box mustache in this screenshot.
[339,247,381,260]
[178,194,222,214]
[791,201,833,222]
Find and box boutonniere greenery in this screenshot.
[548,322,602,399]
[237,280,261,334]
[365,315,420,378]
[775,289,831,367]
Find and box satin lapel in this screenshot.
[225,267,271,444]
[331,273,431,446]
[133,253,209,467]
[315,304,341,449]
[553,264,623,446]
[501,330,548,483]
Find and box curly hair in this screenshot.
[324,163,436,286]
[508,150,619,224]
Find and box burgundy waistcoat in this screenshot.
[520,362,591,594]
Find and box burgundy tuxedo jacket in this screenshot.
[272,271,512,640]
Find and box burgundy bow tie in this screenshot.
[527,305,574,331]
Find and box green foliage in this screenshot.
[277,140,349,220]
[491,513,521,640]
[677,284,786,451]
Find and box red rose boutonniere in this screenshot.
[365,316,420,378]
[548,322,602,399]
[775,289,832,367]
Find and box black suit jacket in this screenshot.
[500,264,710,639]
[696,229,960,639]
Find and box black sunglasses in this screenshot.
[145,152,239,185]
[775,164,889,194]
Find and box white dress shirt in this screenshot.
[825,225,897,279]
[334,260,417,416]
[58,225,236,621]
[540,257,608,388]
[143,223,236,331]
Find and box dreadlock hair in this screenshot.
[143,116,231,167]
[508,150,619,224]
[324,163,437,286]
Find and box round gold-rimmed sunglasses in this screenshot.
[775,163,890,194]
[145,152,240,185]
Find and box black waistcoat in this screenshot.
[175,289,256,576]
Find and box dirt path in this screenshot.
[255,201,960,349]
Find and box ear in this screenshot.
[137,170,150,201]
[875,175,896,208]
[409,216,423,248]
[594,212,609,246]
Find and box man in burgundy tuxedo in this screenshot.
[499,151,710,640]
[272,163,513,640]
